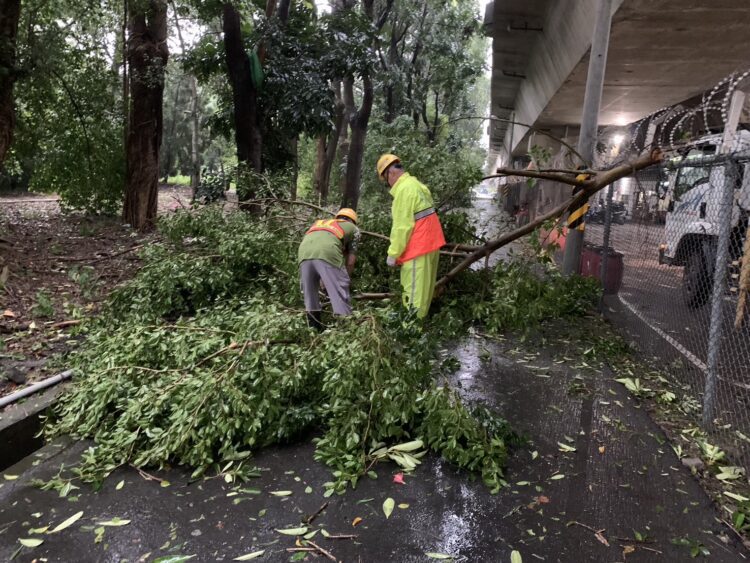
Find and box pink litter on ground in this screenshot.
[393,473,405,485]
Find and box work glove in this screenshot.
[386,256,397,268]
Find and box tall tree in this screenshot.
[339,0,391,209]
[171,1,201,191]
[0,0,21,166]
[123,0,169,230]
[222,3,262,175]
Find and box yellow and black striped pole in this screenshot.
[566,173,591,232]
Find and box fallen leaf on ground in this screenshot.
[3,310,16,318]
[550,474,565,481]
[383,498,395,519]
[115,480,125,490]
[49,510,84,533]
[393,473,405,485]
[3,474,18,481]
[275,526,308,536]
[598,446,606,455]
[233,550,265,561]
[622,545,635,556]
[19,538,44,547]
[270,490,292,497]
[425,553,453,559]
[398,503,409,509]
[510,550,523,563]
[97,517,131,527]
[594,531,609,547]
[352,517,363,527]
[152,556,196,563]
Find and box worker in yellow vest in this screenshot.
[298,208,360,331]
[376,154,446,318]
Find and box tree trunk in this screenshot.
[171,1,201,191]
[0,0,21,166]
[189,76,200,191]
[313,82,344,205]
[223,3,262,175]
[162,77,182,183]
[341,74,373,210]
[123,0,169,231]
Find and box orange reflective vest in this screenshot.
[306,219,345,239]
[397,207,446,265]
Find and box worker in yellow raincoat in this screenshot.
[377,154,446,318]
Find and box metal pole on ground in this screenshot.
[562,0,613,275]
[703,159,737,426]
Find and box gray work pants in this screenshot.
[299,259,352,315]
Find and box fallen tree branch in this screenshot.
[250,197,477,254]
[486,169,585,188]
[306,541,337,562]
[434,150,662,293]
[353,292,394,300]
[305,502,329,525]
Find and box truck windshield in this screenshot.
[674,165,710,201]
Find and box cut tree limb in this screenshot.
[434,150,662,293]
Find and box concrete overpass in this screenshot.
[484,0,750,168]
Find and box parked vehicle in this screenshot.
[657,131,750,308]
[586,201,627,224]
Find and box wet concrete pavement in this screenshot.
[1,331,746,562]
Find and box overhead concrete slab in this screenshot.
[486,0,750,159]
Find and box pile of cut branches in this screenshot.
[46,206,599,493]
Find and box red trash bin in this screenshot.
[579,243,624,294]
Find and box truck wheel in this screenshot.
[682,247,712,308]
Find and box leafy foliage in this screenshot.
[3,1,124,212]
[48,208,533,493]
[472,261,601,333]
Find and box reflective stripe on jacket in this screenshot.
[306,219,345,239]
[387,173,446,264]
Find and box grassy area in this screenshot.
[166,175,191,186]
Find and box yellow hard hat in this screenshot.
[377,153,400,179]
[336,208,358,224]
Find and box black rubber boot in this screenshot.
[306,310,323,332]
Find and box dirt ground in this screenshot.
[0,185,194,397]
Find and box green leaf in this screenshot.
[425,553,454,560]
[275,527,308,536]
[724,492,750,502]
[390,440,424,452]
[557,442,576,453]
[49,510,84,533]
[270,490,292,497]
[510,550,522,563]
[383,497,395,519]
[19,538,44,547]
[304,486,312,494]
[97,518,131,527]
[115,480,125,490]
[3,474,18,481]
[233,550,265,560]
[550,474,565,480]
[152,557,196,563]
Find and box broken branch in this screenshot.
[434,150,662,293]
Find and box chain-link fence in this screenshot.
[584,129,750,468]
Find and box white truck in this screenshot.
[658,130,750,308]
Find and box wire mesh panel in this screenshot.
[588,131,750,467]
